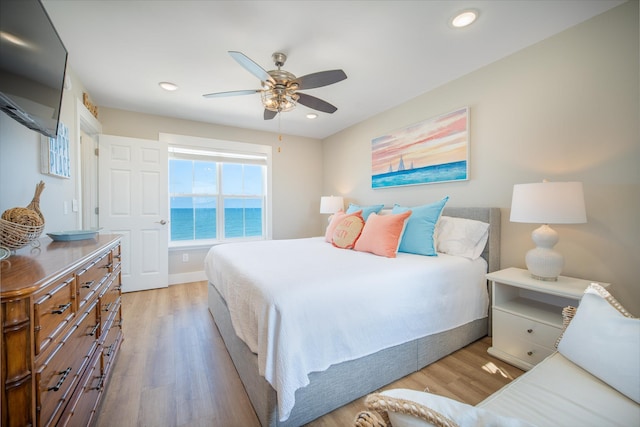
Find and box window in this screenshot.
[167,141,271,246]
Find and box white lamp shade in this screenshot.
[320,196,344,214]
[510,181,586,224]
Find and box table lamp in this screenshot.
[320,196,344,215]
[510,181,586,281]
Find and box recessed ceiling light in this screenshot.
[451,10,478,28]
[159,81,179,91]
[306,113,318,119]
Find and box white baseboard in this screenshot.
[169,270,207,286]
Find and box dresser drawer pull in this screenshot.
[48,367,72,391]
[100,263,113,269]
[90,374,106,390]
[81,280,95,289]
[88,323,100,336]
[103,302,113,312]
[114,254,121,260]
[52,303,72,315]
[527,328,533,333]
[105,344,115,357]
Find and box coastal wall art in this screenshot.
[40,121,70,178]
[371,107,469,189]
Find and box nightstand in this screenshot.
[486,267,609,371]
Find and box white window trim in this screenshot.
[160,133,273,247]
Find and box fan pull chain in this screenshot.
[278,113,283,142]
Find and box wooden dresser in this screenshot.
[1,235,123,427]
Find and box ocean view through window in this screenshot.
[169,147,267,245]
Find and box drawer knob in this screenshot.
[527,328,533,334]
[48,367,72,391]
[52,302,72,315]
[527,351,534,356]
[103,302,113,312]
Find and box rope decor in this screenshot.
[353,411,387,427]
[0,181,45,250]
[586,283,636,318]
[555,305,577,349]
[364,393,460,427]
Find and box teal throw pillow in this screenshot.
[391,196,449,256]
[346,203,384,221]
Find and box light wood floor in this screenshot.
[94,282,523,427]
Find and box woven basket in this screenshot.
[0,218,44,250]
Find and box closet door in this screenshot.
[98,134,168,292]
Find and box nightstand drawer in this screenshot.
[493,309,561,349]
[491,334,555,365]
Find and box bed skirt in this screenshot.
[208,281,487,427]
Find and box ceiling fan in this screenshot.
[203,51,347,120]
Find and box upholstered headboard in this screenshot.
[442,207,501,273]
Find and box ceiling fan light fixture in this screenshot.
[261,89,297,112]
[306,113,318,119]
[451,10,478,28]
[159,81,179,91]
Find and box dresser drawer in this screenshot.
[101,305,123,376]
[33,276,76,356]
[56,352,103,427]
[111,244,122,270]
[76,251,112,309]
[99,271,121,326]
[36,299,99,427]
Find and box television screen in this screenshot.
[0,0,68,138]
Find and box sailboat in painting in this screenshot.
[397,155,406,172]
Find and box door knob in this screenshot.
[156,220,167,225]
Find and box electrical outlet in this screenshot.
[182,253,189,263]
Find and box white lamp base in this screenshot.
[525,224,564,281]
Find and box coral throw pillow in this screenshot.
[324,210,362,243]
[354,211,412,258]
[332,214,365,249]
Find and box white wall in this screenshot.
[0,68,88,234]
[322,2,640,314]
[96,107,324,279]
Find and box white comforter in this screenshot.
[204,237,488,421]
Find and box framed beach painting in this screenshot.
[371,107,469,189]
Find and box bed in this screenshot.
[205,207,501,427]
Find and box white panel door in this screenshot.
[98,134,168,292]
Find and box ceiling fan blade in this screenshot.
[203,89,260,98]
[297,93,338,114]
[229,51,275,84]
[295,69,347,90]
[264,109,278,120]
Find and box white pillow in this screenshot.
[435,216,489,260]
[378,389,536,427]
[558,283,639,403]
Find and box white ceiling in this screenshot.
[42,1,623,140]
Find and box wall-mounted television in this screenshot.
[0,0,68,138]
